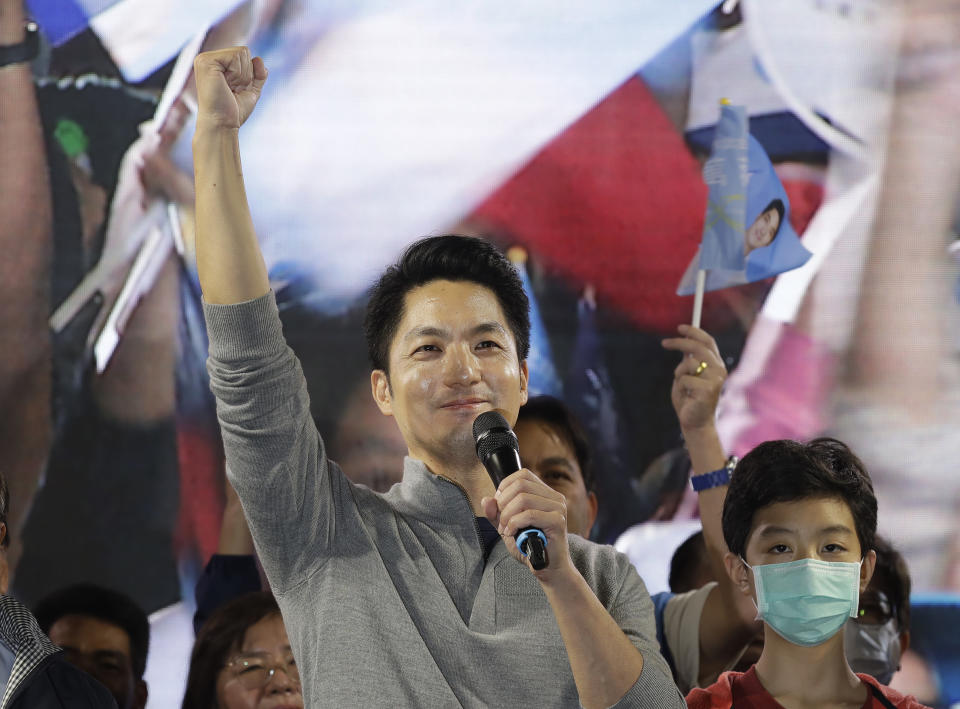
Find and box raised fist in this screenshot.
[193,46,268,130]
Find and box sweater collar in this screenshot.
[389,457,478,526]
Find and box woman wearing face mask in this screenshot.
[844,536,912,687]
[182,592,303,709]
[686,438,930,709]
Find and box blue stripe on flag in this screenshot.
[26,0,121,46]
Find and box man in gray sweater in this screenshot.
[193,45,686,708]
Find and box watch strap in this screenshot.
[691,455,738,492]
[0,22,39,68]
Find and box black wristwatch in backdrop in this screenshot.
[0,22,40,68]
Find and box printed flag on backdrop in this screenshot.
[26,0,242,81]
[677,105,812,295]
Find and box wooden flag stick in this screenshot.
[692,269,706,328]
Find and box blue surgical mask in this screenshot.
[844,617,901,685]
[743,557,862,647]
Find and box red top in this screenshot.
[685,666,931,709]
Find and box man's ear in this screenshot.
[519,359,529,405]
[724,551,752,596]
[859,548,877,593]
[586,491,599,533]
[371,370,393,416]
[134,679,148,709]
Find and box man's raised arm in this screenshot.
[192,47,348,595]
[192,47,269,304]
[662,325,761,687]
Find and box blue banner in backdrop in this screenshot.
[27,0,120,46]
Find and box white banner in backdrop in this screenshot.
[228,0,719,312]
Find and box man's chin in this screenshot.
[434,426,482,466]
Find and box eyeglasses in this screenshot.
[857,589,895,625]
[225,653,300,690]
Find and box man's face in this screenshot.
[47,614,145,709]
[372,279,528,471]
[334,379,407,492]
[739,496,875,607]
[745,207,781,254]
[743,496,864,568]
[514,418,597,537]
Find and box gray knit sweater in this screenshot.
[204,292,685,708]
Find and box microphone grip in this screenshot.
[482,448,550,570]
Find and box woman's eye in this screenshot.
[770,544,790,554]
[823,543,846,553]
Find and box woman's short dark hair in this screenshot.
[516,396,595,493]
[869,534,912,632]
[721,437,878,559]
[363,235,530,374]
[181,592,282,709]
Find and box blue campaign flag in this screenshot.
[513,257,563,398]
[698,102,749,272]
[677,122,812,295]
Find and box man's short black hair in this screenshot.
[364,235,530,373]
[721,437,878,559]
[669,531,710,594]
[516,396,595,493]
[34,584,150,678]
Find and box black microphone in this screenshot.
[473,410,549,570]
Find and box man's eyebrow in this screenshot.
[755,525,796,538]
[536,456,575,471]
[402,326,448,342]
[755,524,855,537]
[470,322,509,338]
[92,649,128,662]
[402,322,508,342]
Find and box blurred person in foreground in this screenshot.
[34,585,149,709]
[0,0,183,609]
[0,468,114,704]
[686,438,928,709]
[193,45,684,707]
[182,592,302,709]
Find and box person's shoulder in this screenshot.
[568,534,632,574]
[685,670,740,709]
[10,653,117,708]
[568,536,648,604]
[857,673,932,709]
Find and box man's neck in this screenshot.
[421,455,496,516]
[754,627,865,708]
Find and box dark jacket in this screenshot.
[0,595,116,709]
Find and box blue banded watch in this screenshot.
[691,455,738,492]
